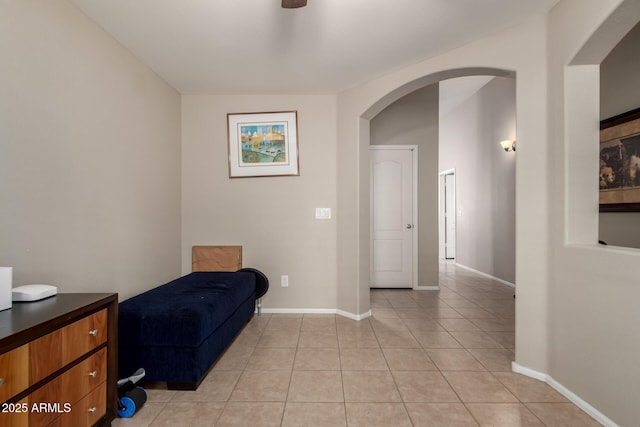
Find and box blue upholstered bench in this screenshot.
[118,271,256,390]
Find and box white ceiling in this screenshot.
[69,0,559,94]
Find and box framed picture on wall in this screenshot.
[600,107,640,212]
[227,111,299,178]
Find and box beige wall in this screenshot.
[600,21,640,120]
[370,85,440,288]
[0,0,182,300]
[181,95,338,311]
[548,0,640,425]
[439,77,516,284]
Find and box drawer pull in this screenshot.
[88,370,98,378]
[88,407,97,413]
[89,329,99,336]
[0,378,4,387]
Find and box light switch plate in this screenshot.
[315,208,331,219]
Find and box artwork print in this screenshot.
[599,108,640,211]
[599,136,640,190]
[227,111,299,178]
[240,123,288,164]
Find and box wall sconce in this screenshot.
[500,139,516,152]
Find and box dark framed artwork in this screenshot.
[227,111,299,178]
[600,107,640,212]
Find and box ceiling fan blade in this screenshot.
[282,0,307,8]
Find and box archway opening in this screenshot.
[357,66,517,312]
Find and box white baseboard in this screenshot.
[546,376,618,427]
[512,362,619,427]
[259,308,372,321]
[336,309,372,321]
[511,361,547,381]
[455,263,515,288]
[414,286,440,291]
[259,308,336,315]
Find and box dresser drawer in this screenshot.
[26,349,106,427]
[27,376,63,427]
[29,309,108,385]
[0,344,29,403]
[60,348,106,405]
[58,384,106,427]
[0,398,29,427]
[62,309,107,365]
[29,331,62,386]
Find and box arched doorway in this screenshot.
[367,75,516,291]
[359,67,516,306]
[336,21,550,375]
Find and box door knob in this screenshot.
[406,224,413,229]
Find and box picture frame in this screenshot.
[599,107,640,212]
[227,111,299,178]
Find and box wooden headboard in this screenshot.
[192,246,242,272]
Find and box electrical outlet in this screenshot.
[281,275,289,287]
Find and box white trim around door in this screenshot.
[439,168,456,260]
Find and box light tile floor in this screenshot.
[113,263,602,426]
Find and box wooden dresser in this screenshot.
[0,293,117,427]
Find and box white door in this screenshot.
[439,170,456,259]
[370,147,416,288]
